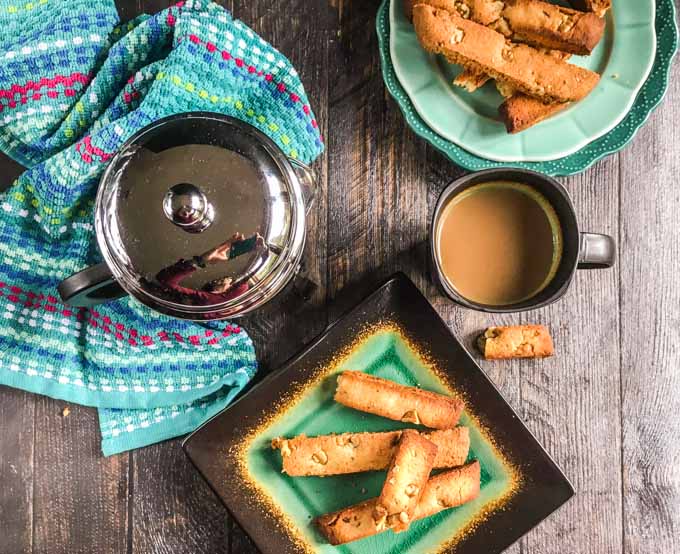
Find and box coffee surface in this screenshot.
[436,181,561,306]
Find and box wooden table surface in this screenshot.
[1,1,679,553]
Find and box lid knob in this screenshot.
[162,182,215,233]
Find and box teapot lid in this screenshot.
[95,113,311,319]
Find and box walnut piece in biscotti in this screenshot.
[315,462,481,545]
[373,430,437,533]
[477,325,554,359]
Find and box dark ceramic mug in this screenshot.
[429,168,615,313]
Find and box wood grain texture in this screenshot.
[32,399,129,554]
[131,440,230,554]
[518,157,623,554]
[619,58,680,554]
[0,388,35,554]
[0,1,678,554]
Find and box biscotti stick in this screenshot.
[477,325,554,359]
[373,430,437,532]
[405,0,605,55]
[315,461,481,545]
[413,5,600,103]
[272,427,469,477]
[413,460,480,519]
[453,67,491,92]
[499,0,604,55]
[499,94,569,133]
[334,371,464,429]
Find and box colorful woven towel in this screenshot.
[0,0,324,455]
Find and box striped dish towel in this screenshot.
[0,0,324,455]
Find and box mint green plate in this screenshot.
[378,0,678,174]
[184,275,574,554]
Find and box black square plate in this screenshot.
[183,273,574,554]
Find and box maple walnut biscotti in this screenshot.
[477,325,554,359]
[272,427,469,476]
[334,371,464,429]
[316,461,481,545]
[413,4,600,103]
[373,430,437,532]
[499,94,569,133]
[404,0,604,55]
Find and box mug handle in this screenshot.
[58,263,127,307]
[578,232,616,269]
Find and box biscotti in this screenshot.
[406,0,604,55]
[413,4,600,103]
[316,461,481,545]
[570,0,611,18]
[500,0,604,55]
[499,94,569,133]
[453,68,490,92]
[373,430,437,532]
[334,371,464,429]
[272,427,469,476]
[477,325,554,359]
[413,461,480,518]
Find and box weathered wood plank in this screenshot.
[131,440,230,554]
[0,387,35,554]
[517,157,623,554]
[619,59,680,554]
[32,399,129,554]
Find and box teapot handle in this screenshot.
[289,159,317,214]
[58,263,127,307]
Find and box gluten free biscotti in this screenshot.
[477,325,554,359]
[316,461,481,545]
[413,4,600,103]
[499,94,569,133]
[373,430,437,532]
[334,371,464,429]
[405,0,604,55]
[272,427,469,476]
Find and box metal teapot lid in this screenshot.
[95,113,312,319]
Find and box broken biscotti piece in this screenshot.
[405,0,605,55]
[455,47,569,96]
[272,427,469,476]
[413,4,600,103]
[334,371,464,429]
[316,461,481,545]
[499,94,569,133]
[477,325,554,359]
[453,67,490,92]
[498,0,604,55]
[570,0,611,18]
[373,430,438,533]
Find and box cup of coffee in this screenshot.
[429,168,615,312]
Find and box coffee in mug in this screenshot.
[429,168,615,313]
[435,181,563,306]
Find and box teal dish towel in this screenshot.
[0,0,324,455]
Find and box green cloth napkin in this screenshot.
[0,0,324,455]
